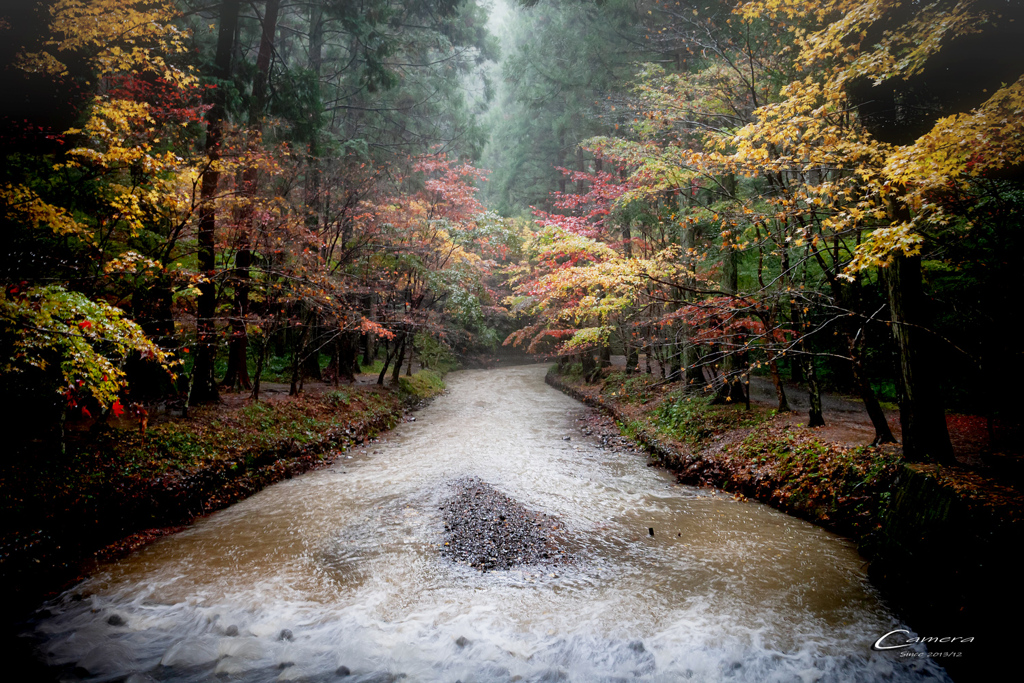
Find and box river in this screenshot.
[25,365,948,682]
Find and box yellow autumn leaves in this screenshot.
[17,0,195,88]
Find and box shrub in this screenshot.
[398,369,446,401]
[414,331,459,374]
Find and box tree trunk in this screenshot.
[677,194,702,387]
[251,0,279,118]
[304,2,323,227]
[377,336,400,385]
[300,318,323,381]
[732,376,748,405]
[581,352,598,383]
[789,355,804,383]
[768,355,790,412]
[361,291,376,367]
[717,201,742,400]
[391,333,407,383]
[884,254,954,462]
[331,333,357,383]
[251,335,267,401]
[326,338,339,385]
[791,305,824,426]
[289,319,310,396]
[834,277,895,444]
[721,173,740,294]
[683,343,705,390]
[576,145,586,194]
[376,341,390,385]
[223,0,280,392]
[220,249,252,391]
[192,0,241,404]
[668,346,682,382]
[626,340,639,374]
[849,333,896,445]
[805,357,825,427]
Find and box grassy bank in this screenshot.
[1,370,446,610]
[548,367,903,547]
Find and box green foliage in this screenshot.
[361,358,385,375]
[125,424,208,470]
[0,385,407,570]
[560,361,586,382]
[601,370,656,405]
[324,389,353,407]
[561,326,612,354]
[430,262,488,328]
[481,0,649,214]
[450,211,527,261]
[654,391,772,444]
[0,285,174,411]
[414,331,459,374]
[397,369,446,401]
[727,421,905,535]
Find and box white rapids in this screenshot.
[25,365,949,682]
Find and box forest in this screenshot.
[2,0,1023,681]
[2,0,1021,464]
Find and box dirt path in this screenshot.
[607,354,899,446]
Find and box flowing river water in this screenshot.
[26,366,949,682]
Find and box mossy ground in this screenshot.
[398,369,447,402]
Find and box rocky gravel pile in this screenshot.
[575,410,642,453]
[439,477,570,571]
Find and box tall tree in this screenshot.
[222,0,282,391]
[193,0,242,403]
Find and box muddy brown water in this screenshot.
[26,366,947,682]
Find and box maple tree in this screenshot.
[1,0,202,447]
[1,0,505,453]
[723,0,1024,460]
[1,285,174,420]
[501,0,1022,460]
[1,0,1020,465]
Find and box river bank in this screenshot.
[545,368,904,546]
[15,365,951,683]
[1,370,446,615]
[546,365,1023,682]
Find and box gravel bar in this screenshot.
[439,477,571,571]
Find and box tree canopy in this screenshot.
[1,0,1020,463]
